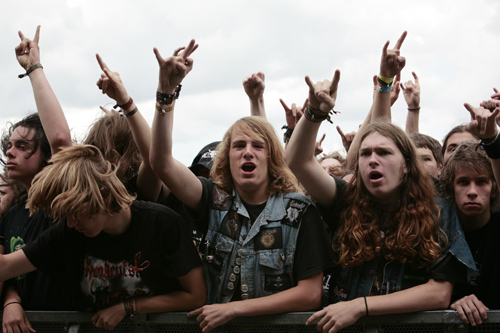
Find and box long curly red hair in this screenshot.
[336,122,445,268]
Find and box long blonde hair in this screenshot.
[211,117,298,195]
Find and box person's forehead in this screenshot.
[231,130,264,143]
[416,147,435,158]
[455,168,489,180]
[10,126,35,142]
[361,132,397,149]
[448,132,477,145]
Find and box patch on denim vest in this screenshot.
[219,210,243,240]
[265,273,291,292]
[255,227,283,250]
[282,199,307,228]
[213,188,230,209]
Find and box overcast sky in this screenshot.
[1,0,499,165]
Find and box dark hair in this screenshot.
[1,113,51,165]
[440,141,499,209]
[410,133,443,166]
[441,124,478,158]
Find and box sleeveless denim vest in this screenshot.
[201,185,312,304]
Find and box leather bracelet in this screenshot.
[156,85,182,105]
[480,132,500,159]
[407,107,421,111]
[18,63,43,79]
[123,106,138,118]
[364,297,369,316]
[114,97,133,110]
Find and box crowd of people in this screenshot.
[0,26,499,333]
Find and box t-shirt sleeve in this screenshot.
[182,177,213,235]
[293,205,336,281]
[316,176,348,233]
[428,252,467,283]
[22,220,83,273]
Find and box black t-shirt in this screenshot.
[22,200,202,310]
[189,178,336,283]
[0,204,80,310]
[452,211,500,309]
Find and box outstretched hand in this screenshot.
[91,302,127,331]
[280,98,307,130]
[154,39,198,94]
[15,25,41,70]
[464,103,500,139]
[337,125,356,153]
[243,72,265,100]
[95,54,130,105]
[380,31,407,78]
[315,134,326,156]
[401,71,420,109]
[305,69,341,113]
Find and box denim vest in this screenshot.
[201,185,312,304]
[327,198,477,303]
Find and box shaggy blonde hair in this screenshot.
[211,117,298,195]
[28,145,135,222]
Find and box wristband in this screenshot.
[480,132,500,159]
[123,297,136,320]
[18,63,43,79]
[156,102,175,117]
[282,125,294,143]
[376,84,393,93]
[3,301,21,309]
[378,74,394,85]
[156,85,182,105]
[364,297,369,316]
[114,97,133,110]
[407,107,421,111]
[123,106,138,118]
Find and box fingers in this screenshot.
[33,25,41,45]
[394,30,407,50]
[381,40,390,57]
[337,125,346,139]
[256,71,265,81]
[173,46,186,56]
[305,309,324,326]
[187,307,202,318]
[18,30,25,41]
[279,98,291,112]
[412,71,419,83]
[372,75,377,87]
[330,69,341,95]
[181,39,198,58]
[305,75,314,90]
[319,133,326,144]
[99,106,111,114]
[95,53,109,71]
[153,47,164,65]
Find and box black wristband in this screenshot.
[480,133,500,159]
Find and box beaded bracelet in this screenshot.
[156,85,182,105]
[18,63,43,79]
[123,297,136,320]
[156,102,175,117]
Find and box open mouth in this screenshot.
[242,163,256,172]
[369,171,383,180]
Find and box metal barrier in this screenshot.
[1,310,500,332]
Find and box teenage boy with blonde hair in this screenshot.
[0,145,206,331]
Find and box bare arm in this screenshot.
[307,279,453,333]
[95,54,164,202]
[189,272,323,332]
[284,71,341,207]
[15,26,71,154]
[402,71,421,134]
[2,284,35,333]
[149,40,204,212]
[243,72,266,117]
[91,266,206,330]
[0,250,37,283]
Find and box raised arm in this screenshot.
[372,31,407,121]
[284,70,340,207]
[402,71,421,134]
[15,26,71,154]
[243,72,266,117]
[464,103,500,184]
[95,54,164,202]
[149,40,204,212]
